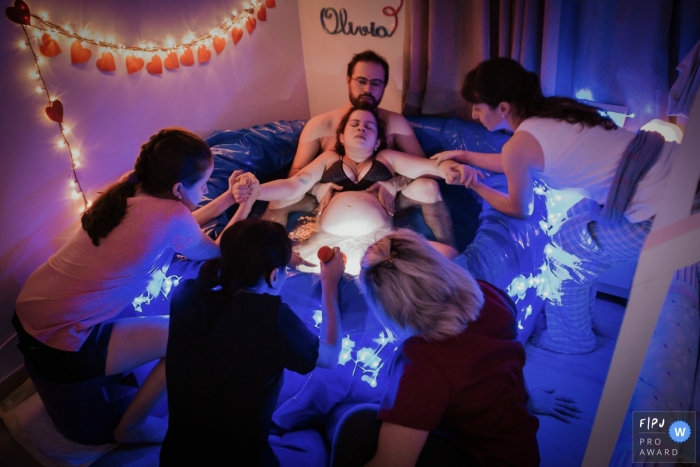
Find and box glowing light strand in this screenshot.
[25,2,263,54]
[21,25,88,209]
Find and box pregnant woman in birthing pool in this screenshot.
[237,105,482,267]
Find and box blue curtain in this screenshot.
[402,0,700,130]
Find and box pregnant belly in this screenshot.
[320,191,391,237]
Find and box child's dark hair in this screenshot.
[81,128,212,246]
[197,219,292,294]
[334,104,387,156]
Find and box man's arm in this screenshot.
[388,112,426,158]
[288,115,331,177]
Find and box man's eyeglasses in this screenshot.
[351,77,385,89]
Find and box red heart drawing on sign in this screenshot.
[213,36,226,55]
[39,34,62,57]
[246,17,257,34]
[232,27,243,45]
[126,55,144,74]
[164,52,179,70]
[5,0,30,25]
[146,55,163,74]
[197,45,211,63]
[266,0,276,8]
[180,48,195,66]
[96,51,116,72]
[257,5,267,21]
[70,40,91,64]
[45,99,63,123]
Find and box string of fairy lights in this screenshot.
[6,0,276,211]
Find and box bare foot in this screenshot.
[114,415,168,444]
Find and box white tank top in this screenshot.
[516,117,676,222]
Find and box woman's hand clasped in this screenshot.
[230,171,260,204]
[430,149,470,165]
[440,162,484,189]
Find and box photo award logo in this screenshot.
[633,411,695,463]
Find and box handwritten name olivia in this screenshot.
[320,1,404,38]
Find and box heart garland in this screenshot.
[179,47,195,66]
[232,27,243,44]
[39,34,61,57]
[164,52,179,70]
[45,99,63,123]
[5,0,30,25]
[213,36,226,55]
[146,55,163,75]
[70,40,91,64]
[96,51,116,72]
[10,0,278,75]
[197,45,211,63]
[126,55,144,74]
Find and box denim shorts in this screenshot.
[12,312,114,383]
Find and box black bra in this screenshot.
[319,157,393,191]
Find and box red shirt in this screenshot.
[378,281,540,467]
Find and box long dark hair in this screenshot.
[334,104,388,156]
[462,58,616,130]
[81,128,212,246]
[196,219,292,294]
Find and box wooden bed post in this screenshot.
[582,102,700,466]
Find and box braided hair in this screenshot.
[462,58,616,130]
[81,128,212,246]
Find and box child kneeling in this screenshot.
[160,219,344,466]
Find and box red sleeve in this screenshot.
[377,341,450,431]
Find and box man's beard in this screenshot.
[350,93,379,109]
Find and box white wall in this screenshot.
[0,0,309,381]
[297,0,406,116]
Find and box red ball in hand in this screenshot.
[317,246,333,263]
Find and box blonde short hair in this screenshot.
[358,229,484,341]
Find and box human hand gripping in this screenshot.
[441,162,484,188]
[313,182,343,215]
[320,247,345,286]
[366,180,398,216]
[528,387,582,423]
[430,149,470,165]
[230,171,259,203]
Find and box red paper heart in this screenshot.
[232,27,243,45]
[257,5,267,21]
[39,34,62,57]
[213,36,226,55]
[146,55,163,74]
[5,0,30,25]
[70,40,91,64]
[126,55,144,74]
[164,52,179,70]
[197,45,211,63]
[180,48,195,66]
[246,17,257,34]
[265,0,276,8]
[45,99,63,123]
[96,51,116,72]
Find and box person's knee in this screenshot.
[403,178,442,203]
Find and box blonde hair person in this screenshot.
[358,229,483,341]
[331,228,541,467]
